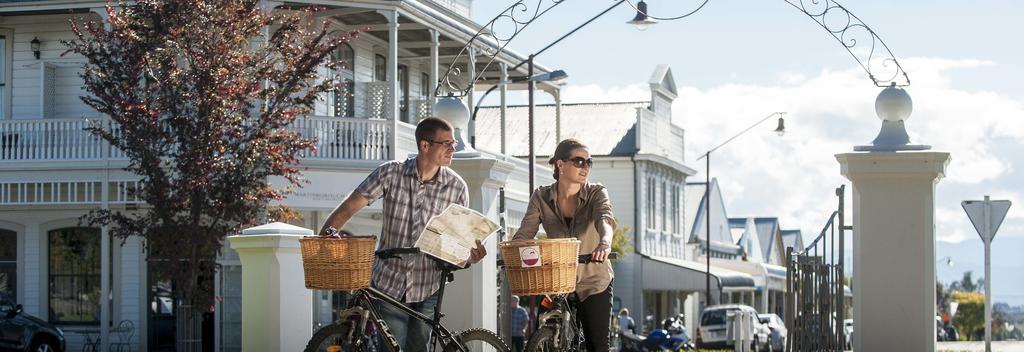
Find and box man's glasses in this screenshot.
[565,156,593,168]
[425,139,459,148]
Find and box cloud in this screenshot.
[557,57,1024,244]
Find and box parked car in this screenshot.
[696,305,771,351]
[843,319,854,349]
[0,292,66,352]
[758,313,787,351]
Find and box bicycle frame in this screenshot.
[335,262,470,352]
[536,294,586,351]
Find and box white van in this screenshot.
[696,304,771,351]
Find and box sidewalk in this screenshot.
[937,341,1024,352]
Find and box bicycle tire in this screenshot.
[523,326,557,352]
[443,328,510,352]
[305,320,396,352]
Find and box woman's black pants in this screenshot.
[578,283,613,352]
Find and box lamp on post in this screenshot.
[696,111,786,306]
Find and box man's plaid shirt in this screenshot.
[354,157,468,303]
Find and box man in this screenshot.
[319,117,487,351]
[510,295,529,352]
[618,308,635,334]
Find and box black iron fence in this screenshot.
[785,185,850,352]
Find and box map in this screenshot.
[415,204,500,267]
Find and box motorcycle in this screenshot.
[619,315,695,351]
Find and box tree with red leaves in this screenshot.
[64,0,357,306]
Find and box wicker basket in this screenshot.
[500,238,580,296]
[300,236,376,291]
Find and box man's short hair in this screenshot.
[415,117,454,142]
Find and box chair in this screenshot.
[109,320,135,352]
[80,331,100,352]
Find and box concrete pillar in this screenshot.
[227,222,314,352]
[837,152,950,352]
[445,157,515,334]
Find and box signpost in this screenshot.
[962,195,1011,352]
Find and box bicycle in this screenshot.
[304,247,510,352]
[498,253,616,352]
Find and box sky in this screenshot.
[471,1,1024,305]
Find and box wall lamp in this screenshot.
[31,37,41,60]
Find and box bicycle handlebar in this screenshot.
[375,247,422,259]
[578,253,617,263]
[496,253,618,267]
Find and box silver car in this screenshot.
[757,313,787,351]
[697,305,771,351]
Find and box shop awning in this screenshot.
[706,258,789,291]
[641,255,756,294]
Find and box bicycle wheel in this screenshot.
[305,320,395,352]
[443,328,510,352]
[523,326,557,352]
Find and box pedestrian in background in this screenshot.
[510,295,530,352]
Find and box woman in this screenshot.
[513,138,616,352]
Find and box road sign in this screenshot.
[962,196,1011,243]
[961,195,1011,352]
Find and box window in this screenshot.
[0,34,6,118]
[671,185,680,234]
[332,44,355,117]
[420,72,431,100]
[374,54,387,82]
[48,227,100,324]
[0,229,14,301]
[661,181,667,231]
[398,64,409,122]
[645,177,656,228]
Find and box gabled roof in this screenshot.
[684,179,738,253]
[648,64,678,98]
[475,101,646,157]
[730,218,765,263]
[781,230,805,252]
[753,218,782,264]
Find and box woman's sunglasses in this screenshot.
[565,156,594,168]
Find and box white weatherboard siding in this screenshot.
[8,14,97,119]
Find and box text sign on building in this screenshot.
[962,197,1011,243]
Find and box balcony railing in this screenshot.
[0,116,417,163]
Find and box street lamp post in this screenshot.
[696,112,786,306]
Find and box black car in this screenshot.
[0,293,66,352]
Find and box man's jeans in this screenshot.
[375,291,440,351]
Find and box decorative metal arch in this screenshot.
[780,0,910,87]
[436,0,909,98]
[434,0,569,98]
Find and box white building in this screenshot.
[0,0,560,350]
[476,65,759,332]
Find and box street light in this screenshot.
[626,0,658,30]
[696,111,786,306]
